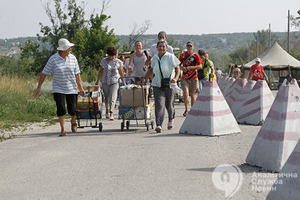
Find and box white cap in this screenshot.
[255,58,261,63]
[57,38,74,51]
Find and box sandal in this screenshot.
[59,131,67,137]
[110,113,114,121]
[183,110,188,117]
[167,121,174,130]
[71,122,77,133]
[155,126,162,133]
[105,113,109,119]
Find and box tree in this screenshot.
[228,46,250,65]
[19,0,119,76]
[207,49,231,72]
[166,36,183,50]
[253,29,278,56]
[73,13,120,76]
[38,0,87,55]
[291,10,300,29]
[288,10,300,79]
[121,20,151,52]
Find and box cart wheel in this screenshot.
[151,121,154,129]
[126,121,130,130]
[121,122,124,131]
[99,122,103,132]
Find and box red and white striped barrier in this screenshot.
[180,81,241,136]
[217,76,225,86]
[236,80,274,125]
[222,77,235,97]
[226,78,247,108]
[224,78,239,102]
[246,79,300,172]
[231,80,256,117]
[218,77,229,92]
[267,139,300,199]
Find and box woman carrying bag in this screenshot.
[141,40,180,133]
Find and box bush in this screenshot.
[0,76,57,130]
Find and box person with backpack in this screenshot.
[197,49,215,94]
[179,41,202,117]
[127,40,149,84]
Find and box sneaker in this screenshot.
[183,110,188,117]
[105,113,109,119]
[155,126,162,133]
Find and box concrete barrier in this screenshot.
[246,79,300,172]
[236,80,274,125]
[180,81,241,136]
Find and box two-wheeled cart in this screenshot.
[118,76,154,131]
[76,86,103,132]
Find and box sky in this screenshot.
[0,0,300,39]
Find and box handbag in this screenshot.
[158,60,171,88]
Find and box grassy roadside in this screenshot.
[0,75,57,140]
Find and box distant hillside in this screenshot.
[117,32,288,53]
[0,32,289,56]
[0,37,39,56]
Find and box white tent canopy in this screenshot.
[243,42,300,70]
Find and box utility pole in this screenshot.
[287,10,291,75]
[248,40,251,62]
[256,34,259,57]
[287,10,290,53]
[269,23,271,48]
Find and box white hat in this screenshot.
[255,58,261,63]
[57,38,74,51]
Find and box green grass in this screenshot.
[0,75,57,132]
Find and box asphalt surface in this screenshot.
[0,100,274,200]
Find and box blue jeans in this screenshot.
[198,78,208,95]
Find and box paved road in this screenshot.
[0,101,273,200]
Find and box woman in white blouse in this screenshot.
[141,40,180,133]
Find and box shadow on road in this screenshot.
[186,163,267,174]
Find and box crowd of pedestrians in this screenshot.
[34,31,268,136]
